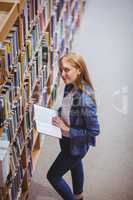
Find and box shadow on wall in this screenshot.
[29,181,62,200]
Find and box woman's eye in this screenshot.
[59,68,70,73]
[64,68,70,72]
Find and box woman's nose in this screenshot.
[61,70,65,78]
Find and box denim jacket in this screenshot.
[58,83,100,156]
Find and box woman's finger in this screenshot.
[52,121,60,127]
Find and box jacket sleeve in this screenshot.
[69,95,100,139]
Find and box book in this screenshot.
[0,140,10,187]
[34,104,62,138]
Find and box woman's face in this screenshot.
[60,60,81,85]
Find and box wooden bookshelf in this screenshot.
[0,1,19,41]
[32,148,41,172]
[32,130,39,151]
[0,128,3,137]
[19,0,26,14]
[0,0,86,199]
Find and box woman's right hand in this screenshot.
[52,116,70,133]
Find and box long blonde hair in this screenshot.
[59,52,96,104]
[59,52,95,90]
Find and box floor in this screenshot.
[29,0,133,200]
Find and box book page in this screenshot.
[34,105,62,138]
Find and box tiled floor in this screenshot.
[29,1,133,200]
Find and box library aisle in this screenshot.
[29,1,133,200]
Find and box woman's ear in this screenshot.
[77,69,81,75]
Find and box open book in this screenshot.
[34,105,62,138]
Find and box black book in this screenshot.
[0,97,5,127]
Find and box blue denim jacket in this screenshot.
[58,83,100,156]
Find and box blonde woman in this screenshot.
[47,53,100,200]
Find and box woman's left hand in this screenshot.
[52,116,70,133]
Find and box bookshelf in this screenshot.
[0,1,19,41]
[0,0,86,199]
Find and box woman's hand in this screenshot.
[52,116,70,133]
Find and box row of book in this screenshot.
[2,133,34,199]
[8,132,35,200]
[1,102,34,142]
[50,2,66,51]
[22,0,50,50]
[24,33,50,103]
[0,96,23,130]
[0,62,22,99]
[63,1,81,54]
[9,168,23,200]
[0,0,58,189]
[0,102,35,190]
[54,0,64,23]
[33,0,50,30]
[24,55,49,103]
[24,29,49,71]
[0,26,20,73]
[8,157,26,200]
[50,0,80,56]
[10,143,25,178]
[25,25,40,65]
[38,0,50,33]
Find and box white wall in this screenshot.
[72,0,133,199]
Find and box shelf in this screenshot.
[32,132,41,172]
[19,0,26,14]
[0,0,19,2]
[0,0,85,199]
[32,133,45,169]
[23,19,50,74]
[25,7,50,43]
[32,129,39,151]
[32,148,41,172]
[22,190,29,200]
[0,127,3,137]
[0,1,19,41]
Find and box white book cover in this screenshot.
[34,104,62,139]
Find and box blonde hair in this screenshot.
[59,52,95,91]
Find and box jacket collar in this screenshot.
[64,81,92,97]
[64,83,82,97]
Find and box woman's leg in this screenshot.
[71,160,84,200]
[47,151,82,200]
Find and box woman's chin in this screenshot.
[62,78,74,85]
[63,80,71,85]
[63,79,68,84]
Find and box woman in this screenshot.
[47,52,100,200]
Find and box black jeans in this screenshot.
[47,148,85,200]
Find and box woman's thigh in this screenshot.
[47,151,83,179]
